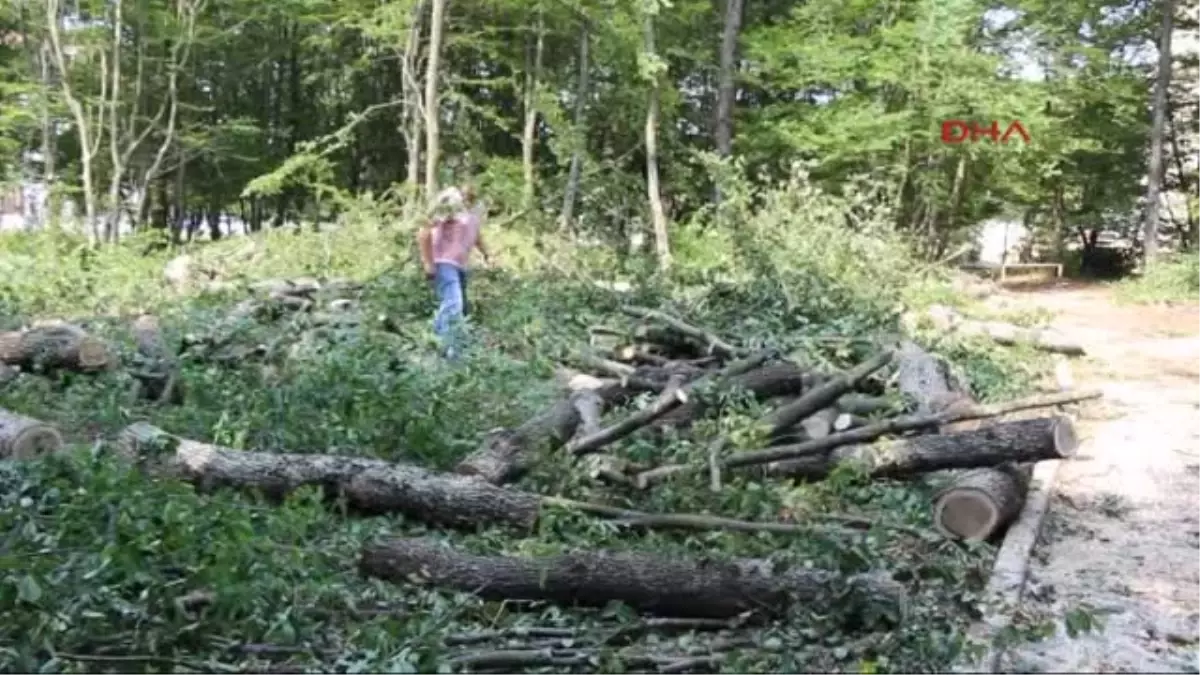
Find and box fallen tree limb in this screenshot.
[620,306,743,359]
[0,407,64,460]
[635,389,1101,487]
[446,648,721,673]
[763,350,895,435]
[116,423,543,530]
[566,377,688,456]
[0,324,112,373]
[762,415,1079,481]
[455,381,650,484]
[359,537,904,621]
[650,357,807,432]
[129,314,184,405]
[923,305,1086,356]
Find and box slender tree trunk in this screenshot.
[422,0,449,200]
[38,43,56,227]
[401,0,425,204]
[1142,0,1176,264]
[712,0,744,205]
[642,13,671,271]
[521,5,545,212]
[559,22,590,230]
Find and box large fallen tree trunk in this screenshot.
[922,305,1086,356]
[359,537,904,622]
[0,324,113,373]
[0,408,64,460]
[117,423,543,530]
[762,415,1079,481]
[129,314,184,404]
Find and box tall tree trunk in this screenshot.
[642,13,671,271]
[401,0,425,205]
[712,0,744,205]
[422,0,449,200]
[559,22,590,230]
[1142,0,1176,264]
[38,43,56,227]
[521,6,545,212]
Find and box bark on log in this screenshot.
[836,394,904,417]
[636,390,1100,487]
[359,537,904,621]
[894,341,971,417]
[894,340,1032,541]
[116,423,542,530]
[762,415,1078,481]
[763,350,894,435]
[932,465,1031,541]
[924,305,1086,356]
[130,314,184,404]
[0,324,112,373]
[0,408,64,460]
[454,382,646,484]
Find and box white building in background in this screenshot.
[974,217,1029,265]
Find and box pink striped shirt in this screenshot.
[431,209,483,268]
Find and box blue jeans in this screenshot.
[433,263,468,358]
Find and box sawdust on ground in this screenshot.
[990,281,1200,673]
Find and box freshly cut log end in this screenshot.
[933,466,1031,541]
[1051,416,1080,458]
[0,408,65,460]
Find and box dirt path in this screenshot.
[989,283,1199,673]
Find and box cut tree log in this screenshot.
[571,390,605,439]
[0,408,64,460]
[634,389,1101,487]
[932,465,1031,541]
[129,314,184,404]
[763,350,895,435]
[836,394,905,417]
[923,304,1086,356]
[0,324,112,373]
[621,306,743,359]
[454,382,648,484]
[116,422,542,530]
[761,415,1079,481]
[893,340,1030,541]
[359,537,904,622]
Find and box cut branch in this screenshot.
[762,416,1079,481]
[763,350,894,435]
[922,305,1086,356]
[620,306,742,358]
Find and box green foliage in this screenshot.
[1113,254,1200,305]
[0,177,1049,672]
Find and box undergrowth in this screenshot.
[0,174,1042,673]
[1112,253,1200,305]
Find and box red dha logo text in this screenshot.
[941,120,1031,144]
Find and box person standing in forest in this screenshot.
[417,185,491,359]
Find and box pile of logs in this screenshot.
[0,301,1101,645]
[0,276,367,404]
